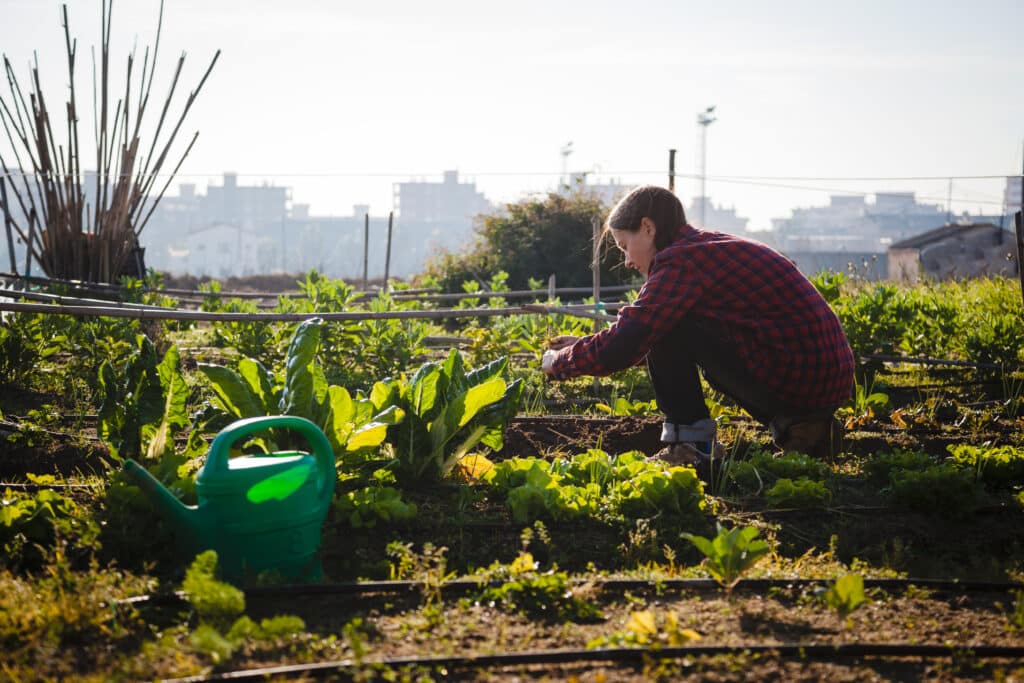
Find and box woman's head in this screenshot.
[605,186,686,277]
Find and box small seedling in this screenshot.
[682,524,771,593]
[588,609,701,649]
[824,573,868,622]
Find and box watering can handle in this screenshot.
[206,416,336,503]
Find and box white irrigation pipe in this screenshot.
[0,300,623,322]
[1,287,179,312]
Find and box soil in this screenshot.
[199,583,1024,681]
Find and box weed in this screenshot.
[1009,591,1024,632]
[386,542,454,608]
[474,550,603,622]
[682,524,771,593]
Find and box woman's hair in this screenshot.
[605,185,687,251]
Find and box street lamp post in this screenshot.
[696,106,716,227]
[560,141,574,190]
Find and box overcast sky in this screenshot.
[2,0,1023,230]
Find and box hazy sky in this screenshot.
[2,0,1023,230]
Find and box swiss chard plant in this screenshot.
[196,318,400,464]
[370,349,524,484]
[98,335,190,464]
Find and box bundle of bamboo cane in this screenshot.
[0,0,219,283]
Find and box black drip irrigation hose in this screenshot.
[124,576,1024,608]
[162,643,1024,682]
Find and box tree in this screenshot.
[422,190,639,292]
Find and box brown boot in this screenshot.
[774,417,844,458]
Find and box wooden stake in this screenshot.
[362,212,369,290]
[591,215,602,393]
[1,177,16,274]
[1015,210,1023,309]
[668,148,676,192]
[383,210,393,294]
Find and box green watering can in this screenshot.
[124,415,335,583]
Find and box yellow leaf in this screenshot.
[509,552,536,575]
[455,453,494,481]
[626,610,657,636]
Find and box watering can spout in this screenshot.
[123,459,202,542]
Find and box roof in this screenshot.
[888,222,1005,250]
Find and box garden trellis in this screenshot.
[0,1,218,283]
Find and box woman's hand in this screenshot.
[547,335,580,351]
[541,349,558,376]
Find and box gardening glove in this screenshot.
[547,335,580,351]
[541,349,559,376]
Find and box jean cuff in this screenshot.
[661,417,717,443]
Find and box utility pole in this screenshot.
[668,149,676,193]
[696,106,716,227]
[560,142,573,190]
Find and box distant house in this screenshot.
[166,223,263,278]
[887,223,1018,282]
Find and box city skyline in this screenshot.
[1,0,1022,231]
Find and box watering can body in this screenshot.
[125,415,335,583]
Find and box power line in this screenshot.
[0,170,1021,181]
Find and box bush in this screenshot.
[422,190,639,291]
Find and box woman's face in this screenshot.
[611,218,657,278]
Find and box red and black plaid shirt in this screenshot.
[550,225,855,411]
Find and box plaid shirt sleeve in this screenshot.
[549,226,855,411]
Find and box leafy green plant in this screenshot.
[183,550,246,628]
[728,450,829,493]
[964,312,1024,377]
[888,464,978,518]
[484,450,706,525]
[765,477,832,509]
[0,483,97,570]
[593,397,659,416]
[201,280,282,360]
[0,315,51,388]
[334,486,418,528]
[181,550,306,663]
[840,378,890,427]
[371,349,524,484]
[810,270,846,304]
[98,335,189,461]
[474,551,603,622]
[863,449,934,483]
[824,573,868,621]
[681,524,771,592]
[947,444,1024,488]
[196,318,399,461]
